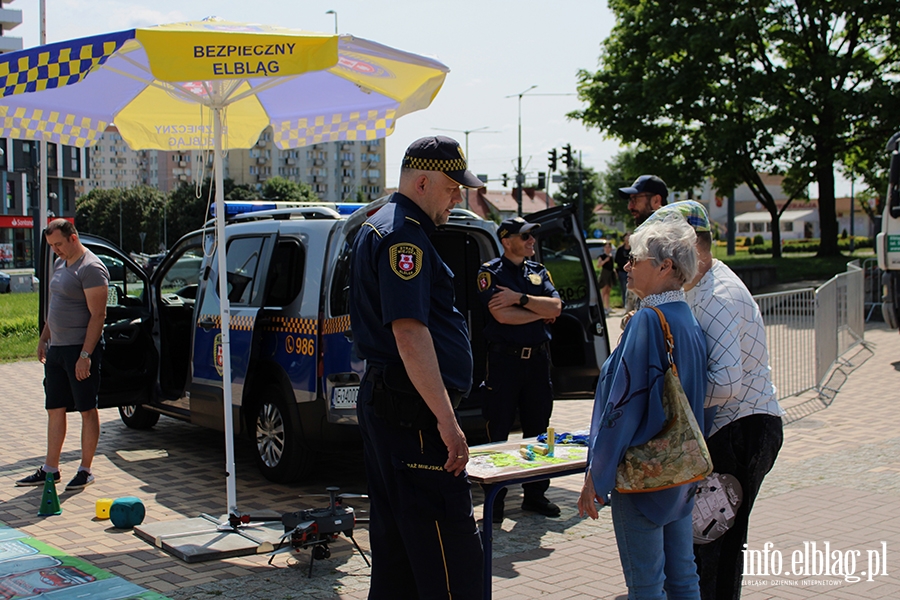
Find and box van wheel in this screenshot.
[118,405,160,429]
[253,384,311,483]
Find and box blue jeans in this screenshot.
[612,490,700,600]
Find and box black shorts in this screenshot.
[44,344,103,412]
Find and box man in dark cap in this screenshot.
[619,174,669,225]
[350,135,485,598]
[476,216,562,523]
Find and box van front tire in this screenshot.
[252,383,311,483]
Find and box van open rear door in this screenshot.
[527,204,610,398]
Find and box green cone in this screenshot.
[38,471,62,516]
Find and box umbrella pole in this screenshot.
[213,104,239,519]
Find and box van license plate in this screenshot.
[331,386,359,410]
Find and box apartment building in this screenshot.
[225,127,386,202]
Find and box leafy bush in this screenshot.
[753,234,765,246]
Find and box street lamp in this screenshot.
[325,10,338,34]
[506,85,537,216]
[432,126,499,209]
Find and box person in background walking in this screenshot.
[596,241,615,315]
[614,233,634,312]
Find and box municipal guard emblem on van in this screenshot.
[214,333,224,377]
[477,271,491,292]
[389,243,423,280]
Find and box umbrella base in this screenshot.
[134,512,284,563]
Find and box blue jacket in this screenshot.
[589,300,707,525]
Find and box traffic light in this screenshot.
[537,172,546,190]
[548,149,558,171]
[502,173,508,187]
[563,144,573,168]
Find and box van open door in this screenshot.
[39,235,158,408]
[527,204,610,398]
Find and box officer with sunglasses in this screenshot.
[475,217,562,522]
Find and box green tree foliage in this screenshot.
[75,186,166,253]
[555,157,601,232]
[571,0,900,257]
[261,176,318,202]
[165,177,279,245]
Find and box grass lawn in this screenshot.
[0,292,39,363]
[714,246,874,284]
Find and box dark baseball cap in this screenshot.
[497,216,541,240]
[618,175,669,200]
[402,135,485,189]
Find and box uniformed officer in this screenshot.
[477,217,563,522]
[349,135,485,599]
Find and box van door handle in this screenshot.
[198,319,217,331]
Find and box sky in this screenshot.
[15,0,852,198]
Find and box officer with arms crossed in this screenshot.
[477,217,563,522]
[350,136,485,599]
[17,219,108,491]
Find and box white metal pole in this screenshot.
[213,104,238,519]
[38,0,48,258]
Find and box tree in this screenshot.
[75,186,166,253]
[261,176,318,202]
[571,0,900,257]
[554,157,601,233]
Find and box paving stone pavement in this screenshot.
[1,321,898,599]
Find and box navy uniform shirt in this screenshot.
[349,192,473,393]
[476,255,560,346]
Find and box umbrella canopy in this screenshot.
[0,17,449,520]
[0,18,448,150]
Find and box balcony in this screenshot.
[314,159,324,166]
[342,160,352,167]
[179,160,188,167]
[286,158,296,165]
[257,139,267,148]
[341,177,351,184]
[257,157,268,164]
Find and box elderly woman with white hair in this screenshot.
[578,215,708,599]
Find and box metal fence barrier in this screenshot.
[752,260,866,402]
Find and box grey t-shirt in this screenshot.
[47,249,109,347]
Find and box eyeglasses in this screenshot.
[626,253,652,265]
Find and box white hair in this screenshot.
[630,213,698,284]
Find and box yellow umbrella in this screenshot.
[0,17,449,518]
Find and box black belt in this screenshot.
[366,364,465,408]
[488,341,549,360]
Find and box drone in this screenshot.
[267,486,370,577]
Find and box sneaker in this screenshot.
[522,496,561,517]
[65,470,94,491]
[16,467,60,487]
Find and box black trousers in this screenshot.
[357,369,484,600]
[482,348,554,499]
[694,414,784,600]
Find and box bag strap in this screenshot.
[648,306,678,376]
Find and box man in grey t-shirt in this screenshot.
[16,219,108,491]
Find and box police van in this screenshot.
[40,200,610,483]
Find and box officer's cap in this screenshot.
[618,175,668,200]
[497,216,541,240]
[402,136,485,189]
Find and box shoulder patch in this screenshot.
[477,271,492,292]
[389,243,423,280]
